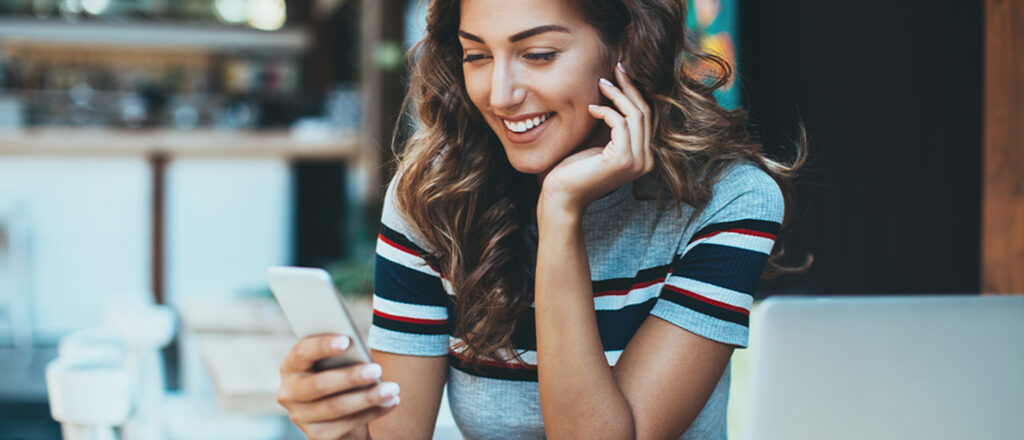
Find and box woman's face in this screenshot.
[459,0,614,175]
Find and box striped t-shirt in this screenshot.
[369,161,784,439]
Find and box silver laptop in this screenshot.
[744,295,1024,440]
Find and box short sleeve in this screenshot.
[368,178,452,356]
[650,163,784,348]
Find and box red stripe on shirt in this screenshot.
[663,285,750,315]
[378,233,421,257]
[379,233,447,276]
[692,228,777,243]
[373,309,447,325]
[593,277,666,298]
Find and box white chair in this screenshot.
[105,301,177,440]
[47,301,177,440]
[46,340,131,440]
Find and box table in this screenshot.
[176,295,373,413]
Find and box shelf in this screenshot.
[0,127,361,160]
[0,18,309,52]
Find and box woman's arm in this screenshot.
[535,64,737,439]
[613,316,734,438]
[368,177,454,438]
[368,351,448,440]
[535,207,734,439]
[534,209,635,439]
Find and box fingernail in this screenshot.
[599,77,613,87]
[617,62,625,73]
[588,104,599,110]
[378,382,400,398]
[382,395,400,407]
[361,363,382,380]
[331,336,350,351]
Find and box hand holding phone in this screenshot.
[268,266,400,438]
[267,266,372,371]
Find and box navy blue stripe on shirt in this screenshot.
[591,263,671,296]
[659,285,750,326]
[374,255,450,307]
[379,223,429,255]
[672,243,771,295]
[595,299,658,349]
[508,298,657,351]
[372,313,450,335]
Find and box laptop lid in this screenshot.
[744,295,1024,440]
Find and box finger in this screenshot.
[290,381,400,424]
[615,63,652,141]
[288,362,382,403]
[599,77,645,166]
[587,105,631,166]
[281,334,351,375]
[615,63,653,171]
[301,403,399,440]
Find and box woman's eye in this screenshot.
[524,52,558,61]
[462,54,488,63]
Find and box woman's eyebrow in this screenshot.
[508,25,570,42]
[457,25,571,44]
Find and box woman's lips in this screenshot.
[502,113,554,144]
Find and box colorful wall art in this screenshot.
[686,0,740,109]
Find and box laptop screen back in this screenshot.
[744,295,1024,440]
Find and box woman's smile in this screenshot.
[498,111,556,143]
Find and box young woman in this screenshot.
[276,0,805,438]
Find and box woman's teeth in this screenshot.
[503,113,551,133]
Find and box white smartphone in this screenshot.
[267,266,373,372]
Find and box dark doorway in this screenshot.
[741,1,983,296]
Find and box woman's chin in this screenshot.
[506,156,555,176]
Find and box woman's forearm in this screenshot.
[534,207,636,439]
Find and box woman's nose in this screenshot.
[489,61,526,110]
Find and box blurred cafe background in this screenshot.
[0,0,1020,439]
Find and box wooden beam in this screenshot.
[360,0,408,202]
[983,0,1024,293]
[360,0,383,203]
[150,153,168,305]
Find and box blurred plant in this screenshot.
[324,236,376,298]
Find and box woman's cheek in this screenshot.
[464,70,490,112]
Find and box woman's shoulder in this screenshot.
[380,174,434,252]
[703,161,785,224]
[713,161,781,193]
[380,175,407,230]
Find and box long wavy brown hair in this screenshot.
[393,0,809,363]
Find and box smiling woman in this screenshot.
[274,1,807,439]
[457,2,611,175]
